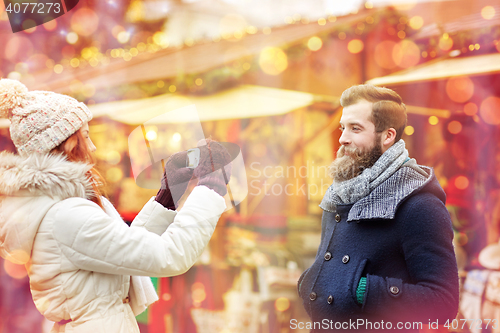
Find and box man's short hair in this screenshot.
[340,84,407,142]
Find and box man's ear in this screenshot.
[381,128,397,150]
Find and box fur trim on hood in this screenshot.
[0,152,95,264]
[0,151,94,199]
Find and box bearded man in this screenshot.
[297,85,459,332]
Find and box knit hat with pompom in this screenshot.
[0,79,92,156]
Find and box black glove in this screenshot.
[155,151,194,209]
[193,138,232,196]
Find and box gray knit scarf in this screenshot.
[321,139,409,207]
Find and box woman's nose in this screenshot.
[89,140,96,152]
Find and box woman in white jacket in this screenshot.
[0,79,231,333]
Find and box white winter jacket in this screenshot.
[0,152,226,333]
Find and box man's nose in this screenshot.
[339,130,350,145]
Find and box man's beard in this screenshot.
[328,140,383,182]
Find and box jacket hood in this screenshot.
[320,159,446,222]
[0,152,93,264]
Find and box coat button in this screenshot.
[309,292,317,301]
[335,214,341,222]
[324,252,332,261]
[390,286,400,295]
[327,295,333,304]
[342,255,350,264]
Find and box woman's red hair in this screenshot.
[51,129,105,209]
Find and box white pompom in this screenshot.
[0,79,28,119]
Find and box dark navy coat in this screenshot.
[298,165,459,332]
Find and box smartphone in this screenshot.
[186,148,200,169]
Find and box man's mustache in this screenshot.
[337,146,361,158]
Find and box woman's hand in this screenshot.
[193,138,232,196]
[155,151,194,209]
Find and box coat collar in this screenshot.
[0,151,93,200]
[320,162,439,222]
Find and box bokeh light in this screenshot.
[153,31,169,48]
[347,39,364,54]
[112,25,125,38]
[439,34,453,51]
[246,26,258,34]
[43,17,57,31]
[123,52,132,61]
[169,85,176,93]
[428,116,439,125]
[106,167,124,183]
[455,176,469,190]
[447,120,462,134]
[117,31,131,44]
[307,36,323,51]
[106,151,122,165]
[146,130,157,141]
[409,16,424,30]
[481,6,495,20]
[4,259,28,279]
[8,71,21,80]
[445,76,474,103]
[70,58,80,67]
[404,125,415,136]
[66,32,79,44]
[191,282,206,305]
[375,40,397,69]
[22,19,37,33]
[259,47,288,75]
[71,8,99,37]
[274,297,290,312]
[173,132,182,142]
[392,40,420,68]
[463,102,478,116]
[53,64,63,74]
[480,96,500,125]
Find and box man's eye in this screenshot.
[353,127,360,131]
[339,127,344,132]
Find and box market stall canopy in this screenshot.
[25,10,376,94]
[89,85,319,124]
[366,53,500,86]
